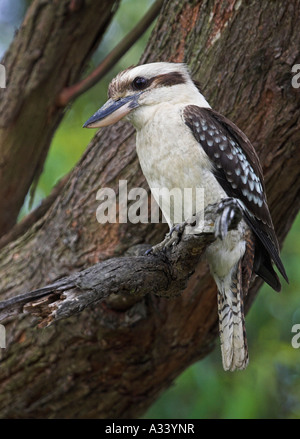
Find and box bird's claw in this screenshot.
[215,198,242,240]
[144,247,154,255]
[145,220,192,255]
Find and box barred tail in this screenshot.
[216,264,249,371]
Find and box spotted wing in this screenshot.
[184,105,288,290]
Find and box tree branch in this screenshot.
[0,175,69,251]
[0,203,225,327]
[56,0,164,107]
[0,0,120,236]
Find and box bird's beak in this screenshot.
[83,94,141,128]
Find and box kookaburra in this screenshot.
[84,62,288,371]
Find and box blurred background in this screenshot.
[1,0,299,419]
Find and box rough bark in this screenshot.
[0,204,225,326]
[0,0,299,419]
[0,0,120,236]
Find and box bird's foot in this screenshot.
[146,220,194,255]
[215,198,243,240]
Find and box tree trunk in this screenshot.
[0,0,299,418]
[0,0,120,236]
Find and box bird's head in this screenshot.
[83,62,210,130]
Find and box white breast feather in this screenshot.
[134,102,247,280]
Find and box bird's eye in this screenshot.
[132,76,149,91]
